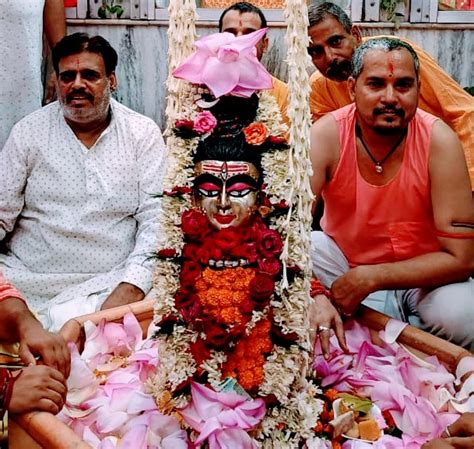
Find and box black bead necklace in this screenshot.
[356,125,407,174]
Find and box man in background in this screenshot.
[219,2,289,124]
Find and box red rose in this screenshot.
[175,119,194,130]
[259,191,272,208]
[267,135,287,145]
[214,228,241,253]
[249,273,274,309]
[164,185,192,196]
[179,261,202,288]
[272,199,289,210]
[238,225,256,242]
[257,229,283,258]
[182,243,200,260]
[174,288,198,310]
[157,313,180,335]
[181,210,210,241]
[180,301,201,324]
[231,242,257,263]
[190,338,211,368]
[240,298,255,314]
[228,323,246,340]
[270,323,298,347]
[157,248,177,259]
[205,323,232,349]
[196,245,211,265]
[208,245,223,261]
[258,257,281,277]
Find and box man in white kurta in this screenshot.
[0,33,166,331]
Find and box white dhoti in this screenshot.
[311,231,474,352]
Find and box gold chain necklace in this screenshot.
[356,125,407,174]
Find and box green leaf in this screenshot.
[98,6,108,18]
[339,393,373,415]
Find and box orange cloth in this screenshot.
[321,103,441,267]
[0,272,24,303]
[269,75,289,127]
[309,36,474,188]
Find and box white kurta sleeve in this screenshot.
[0,127,28,241]
[121,121,168,294]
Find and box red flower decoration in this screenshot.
[249,273,274,308]
[258,257,281,277]
[257,229,283,258]
[267,135,287,145]
[157,248,177,259]
[179,261,202,288]
[205,323,232,349]
[181,210,210,241]
[214,228,240,252]
[164,186,192,196]
[231,242,258,263]
[174,288,198,310]
[175,119,195,130]
[182,243,200,260]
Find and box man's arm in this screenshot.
[332,121,473,315]
[308,114,349,357]
[0,127,29,242]
[43,0,66,47]
[101,121,168,310]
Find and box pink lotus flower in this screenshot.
[173,29,273,98]
[180,382,266,449]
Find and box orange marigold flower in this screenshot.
[243,122,268,145]
[324,388,340,402]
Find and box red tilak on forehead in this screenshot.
[201,162,250,174]
[388,61,394,76]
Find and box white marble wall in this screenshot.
[66,22,473,128]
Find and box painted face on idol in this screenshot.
[194,160,260,230]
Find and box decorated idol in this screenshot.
[151,29,323,448]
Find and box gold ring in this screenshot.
[317,325,331,333]
[445,425,451,438]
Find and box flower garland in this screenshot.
[151,89,324,447]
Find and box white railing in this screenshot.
[66,0,474,23]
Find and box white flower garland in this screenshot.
[151,0,323,446]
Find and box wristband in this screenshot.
[310,278,331,298]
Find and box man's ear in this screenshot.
[261,35,269,54]
[351,25,362,45]
[348,76,356,101]
[109,71,117,92]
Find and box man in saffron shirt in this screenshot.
[307,2,474,189]
[308,38,473,356]
[218,2,289,125]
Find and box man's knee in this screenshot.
[417,280,474,350]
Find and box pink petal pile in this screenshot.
[60,314,472,449]
[313,320,464,449]
[59,313,188,449]
[181,382,266,449]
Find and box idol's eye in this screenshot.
[227,182,256,198]
[197,182,221,198]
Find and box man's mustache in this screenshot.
[374,107,405,117]
[326,59,352,78]
[66,89,94,103]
